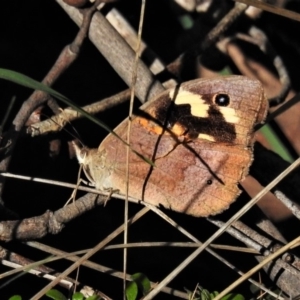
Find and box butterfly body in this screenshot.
[76,76,268,217]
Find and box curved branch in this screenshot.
[0,193,104,241]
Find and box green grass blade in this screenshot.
[0,68,155,166]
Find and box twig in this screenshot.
[0,171,146,204]
[233,0,300,22]
[202,2,248,51]
[0,193,104,241]
[106,8,166,75]
[123,0,146,297]
[275,190,300,220]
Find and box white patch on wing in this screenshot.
[169,88,240,123]
[169,89,209,118]
[198,133,215,142]
[219,107,240,124]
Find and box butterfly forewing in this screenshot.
[83,76,268,217]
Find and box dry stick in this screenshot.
[215,236,300,300]
[47,96,61,115]
[0,252,73,280]
[30,207,149,300]
[0,193,104,241]
[143,157,300,299]
[0,1,101,194]
[208,219,267,254]
[123,1,146,298]
[0,171,145,204]
[234,0,300,22]
[113,243,257,252]
[275,190,300,220]
[56,0,165,103]
[105,7,166,76]
[234,219,300,296]
[202,2,248,50]
[104,242,258,253]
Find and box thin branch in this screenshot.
[275,190,300,220]
[0,193,105,241]
[123,0,146,297]
[234,0,300,22]
[106,7,166,75]
[202,2,248,51]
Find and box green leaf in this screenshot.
[45,289,67,300]
[260,124,293,163]
[199,288,211,300]
[72,292,84,300]
[220,293,245,300]
[86,296,101,300]
[131,272,151,295]
[210,291,219,298]
[8,296,22,300]
[126,281,138,300]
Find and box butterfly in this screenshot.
[74,76,268,217]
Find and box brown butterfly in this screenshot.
[74,76,268,217]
